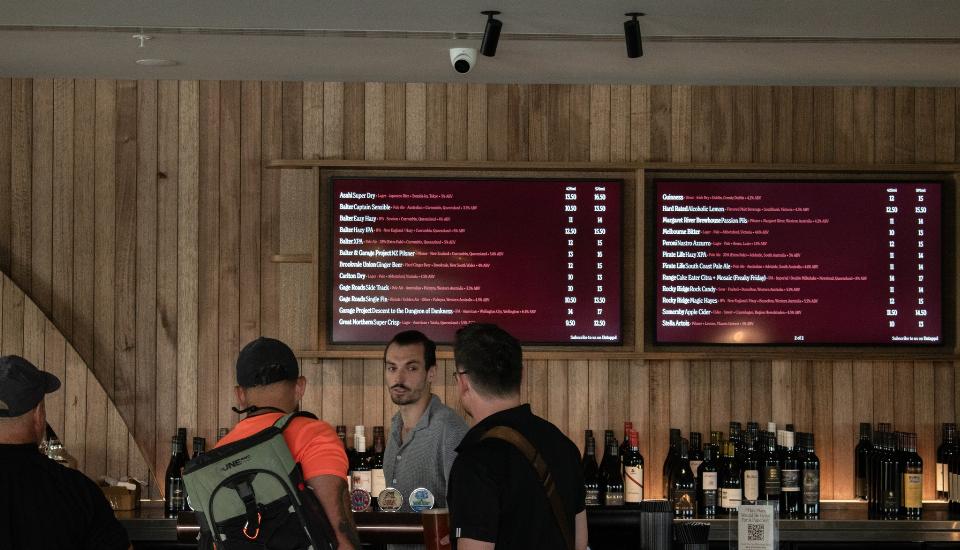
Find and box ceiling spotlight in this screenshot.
[623,12,645,58]
[136,58,178,67]
[479,10,502,57]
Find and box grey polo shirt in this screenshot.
[384,393,468,512]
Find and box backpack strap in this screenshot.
[273,410,319,431]
[480,425,575,550]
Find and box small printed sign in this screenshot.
[737,503,777,550]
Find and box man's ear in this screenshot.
[33,402,46,442]
[235,385,247,408]
[294,376,307,402]
[426,364,437,384]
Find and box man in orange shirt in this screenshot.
[216,337,360,550]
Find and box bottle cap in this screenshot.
[408,487,435,512]
[350,488,372,512]
[377,488,403,512]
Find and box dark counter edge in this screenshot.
[120,501,960,544]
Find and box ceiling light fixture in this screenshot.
[623,12,644,58]
[136,58,178,67]
[479,10,502,57]
[132,32,152,48]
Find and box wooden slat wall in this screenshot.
[0,80,958,499]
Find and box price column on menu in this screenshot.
[885,185,933,336]
[592,184,611,332]
[913,187,930,331]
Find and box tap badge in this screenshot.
[408,487,435,512]
[378,487,403,512]
[350,488,372,512]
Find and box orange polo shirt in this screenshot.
[215,413,348,482]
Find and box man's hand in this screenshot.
[307,475,361,550]
[457,539,495,550]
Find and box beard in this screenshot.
[389,385,424,406]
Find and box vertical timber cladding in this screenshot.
[0,80,956,498]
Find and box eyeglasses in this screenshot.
[453,370,469,379]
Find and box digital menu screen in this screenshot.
[331,177,623,344]
[655,181,942,345]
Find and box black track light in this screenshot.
[624,12,644,58]
[480,10,502,57]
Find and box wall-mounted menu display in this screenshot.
[331,177,623,344]
[655,181,942,345]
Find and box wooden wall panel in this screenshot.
[0,79,958,501]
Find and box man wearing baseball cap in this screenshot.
[0,354,130,549]
[215,337,360,549]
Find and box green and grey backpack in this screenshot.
[183,411,338,549]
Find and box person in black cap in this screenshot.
[215,337,360,549]
[0,354,130,550]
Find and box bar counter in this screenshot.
[120,501,960,548]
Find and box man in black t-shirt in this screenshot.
[447,324,587,550]
[0,355,130,550]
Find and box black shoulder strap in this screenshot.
[480,425,575,550]
[273,410,319,431]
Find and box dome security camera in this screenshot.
[449,48,477,74]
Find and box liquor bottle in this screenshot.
[164,434,188,517]
[582,431,601,507]
[623,430,644,505]
[670,438,696,518]
[697,444,719,518]
[800,433,820,517]
[350,426,372,497]
[901,432,923,519]
[855,422,872,500]
[619,421,634,462]
[878,431,900,519]
[177,427,190,461]
[760,432,781,510]
[370,427,386,509]
[662,428,681,497]
[192,437,206,458]
[937,423,956,501]
[719,441,742,517]
[779,430,801,518]
[688,432,704,479]
[741,431,760,504]
[601,436,625,506]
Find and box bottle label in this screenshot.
[689,460,703,478]
[672,488,696,514]
[802,470,820,505]
[604,490,624,506]
[937,462,945,492]
[781,469,800,492]
[702,471,718,491]
[702,489,718,507]
[904,473,922,508]
[352,470,373,493]
[764,465,781,496]
[624,466,643,503]
[585,489,600,506]
[721,487,742,509]
[372,468,386,496]
[744,470,760,501]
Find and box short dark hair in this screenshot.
[454,323,522,397]
[385,330,437,369]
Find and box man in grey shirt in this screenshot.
[383,330,468,521]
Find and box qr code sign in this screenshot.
[747,523,765,542]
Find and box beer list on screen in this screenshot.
[332,178,623,344]
[655,181,942,344]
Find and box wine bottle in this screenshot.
[370,427,386,509]
[662,428,681,497]
[878,431,899,519]
[719,441,742,517]
[619,421,634,463]
[623,430,645,505]
[582,431,601,507]
[601,436,625,506]
[760,432,781,510]
[741,431,760,504]
[938,423,956,501]
[855,422,872,500]
[670,438,696,518]
[729,422,746,462]
[164,434,188,517]
[192,437,206,458]
[902,432,923,519]
[697,444,719,518]
[800,433,820,517]
[688,432,704,479]
[351,426,372,497]
[177,427,190,461]
[779,430,801,518]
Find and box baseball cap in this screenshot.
[0,355,61,417]
[236,337,300,388]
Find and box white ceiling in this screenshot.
[1,1,959,85]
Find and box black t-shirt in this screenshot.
[0,443,130,550]
[447,404,585,550]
